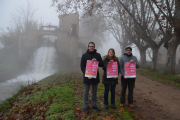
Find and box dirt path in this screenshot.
[118,73,180,120]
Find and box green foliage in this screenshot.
[0,69,136,119]
[0,70,76,119]
[0,101,11,112]
[137,68,180,88]
[74,69,135,120]
[0,85,26,112]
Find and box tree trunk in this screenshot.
[139,49,146,68]
[152,47,159,71]
[120,44,126,57]
[166,36,180,74]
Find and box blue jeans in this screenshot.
[104,84,116,105]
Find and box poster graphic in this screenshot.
[85,60,99,78]
[107,62,118,78]
[125,62,136,78]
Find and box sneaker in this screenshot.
[129,104,134,108]
[104,104,108,109]
[120,104,124,107]
[111,104,117,109]
[92,106,101,112]
[84,108,89,114]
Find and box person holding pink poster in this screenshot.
[124,62,136,78]
[85,60,99,78]
[80,42,103,114]
[102,48,120,109]
[119,47,139,108]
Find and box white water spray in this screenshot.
[0,44,58,102]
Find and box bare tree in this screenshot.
[80,15,108,48]
[52,0,180,71]
[9,0,38,34]
[147,0,180,74]
[115,0,165,69]
[0,1,39,47]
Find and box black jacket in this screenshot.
[80,49,103,84]
[102,55,120,85]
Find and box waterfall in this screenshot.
[0,43,58,102]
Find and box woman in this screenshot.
[102,48,120,109]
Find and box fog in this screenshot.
[0,0,154,102]
[0,41,4,49]
[0,0,141,59]
[97,34,141,60]
[0,0,179,103]
[0,0,59,29]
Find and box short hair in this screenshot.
[125,46,132,51]
[88,42,95,47]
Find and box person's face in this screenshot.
[125,48,132,55]
[108,50,114,57]
[88,43,95,51]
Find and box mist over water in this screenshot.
[0,41,4,49]
[0,42,58,102]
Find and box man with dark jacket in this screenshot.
[80,42,103,114]
[119,46,139,108]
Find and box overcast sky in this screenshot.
[0,0,59,29]
[0,0,142,59]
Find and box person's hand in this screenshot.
[113,77,117,79]
[130,60,134,63]
[92,58,97,61]
[88,77,92,79]
[110,60,114,62]
[124,77,128,79]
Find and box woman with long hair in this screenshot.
[102,48,120,109]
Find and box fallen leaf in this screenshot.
[110,115,116,119]
[175,98,178,100]
[149,92,152,94]
[102,118,110,120]
[76,107,81,111]
[136,114,141,118]
[130,110,134,112]
[119,108,124,113]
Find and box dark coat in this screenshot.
[102,55,120,85]
[80,49,103,84]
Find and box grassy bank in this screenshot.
[137,68,180,88]
[0,69,140,120]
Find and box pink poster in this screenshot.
[85,60,99,78]
[125,62,136,78]
[107,62,118,78]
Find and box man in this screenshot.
[119,46,139,108]
[80,42,103,114]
